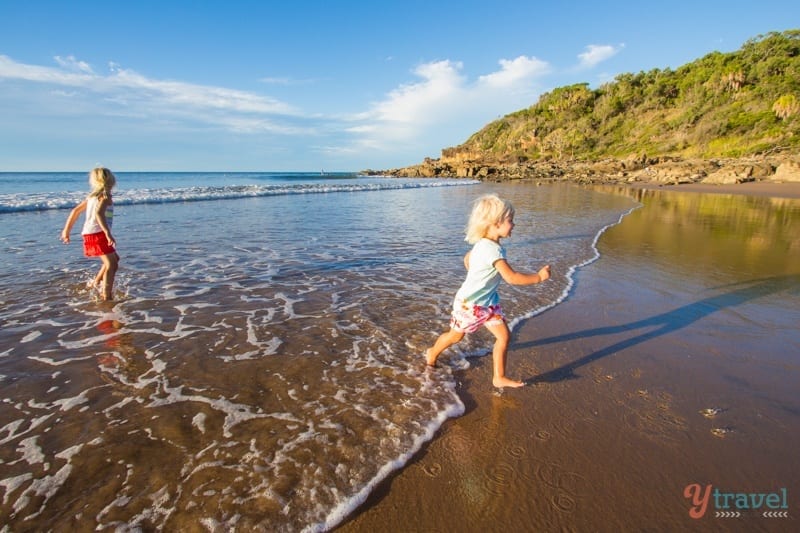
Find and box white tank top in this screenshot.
[81,195,114,235]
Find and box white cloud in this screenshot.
[54,55,93,74]
[0,54,302,128]
[371,60,466,124]
[0,54,96,85]
[259,76,319,86]
[215,116,311,135]
[478,56,550,89]
[260,76,294,85]
[577,44,624,69]
[108,67,298,115]
[344,55,550,157]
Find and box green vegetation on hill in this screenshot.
[444,30,800,163]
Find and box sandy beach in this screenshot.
[661,181,800,199]
[338,182,800,532]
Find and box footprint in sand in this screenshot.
[699,407,726,419]
[482,462,516,496]
[710,427,734,438]
[551,492,577,512]
[504,443,525,459]
[422,463,442,477]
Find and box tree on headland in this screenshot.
[773,94,799,120]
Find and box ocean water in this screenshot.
[0,172,637,531]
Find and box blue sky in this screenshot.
[0,1,797,172]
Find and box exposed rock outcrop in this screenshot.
[772,158,800,182]
[365,152,799,188]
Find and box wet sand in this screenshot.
[661,180,800,199]
[338,184,800,532]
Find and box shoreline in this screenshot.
[651,180,800,199]
[338,183,800,531]
[369,153,800,200]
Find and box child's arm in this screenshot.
[61,200,87,243]
[494,259,550,286]
[463,251,471,270]
[95,197,115,248]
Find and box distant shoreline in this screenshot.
[368,154,800,199]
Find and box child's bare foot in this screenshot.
[493,376,525,388]
[424,349,437,367]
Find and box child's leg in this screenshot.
[91,263,108,288]
[425,328,464,366]
[99,252,119,301]
[484,321,524,388]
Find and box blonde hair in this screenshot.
[464,194,515,244]
[88,167,116,198]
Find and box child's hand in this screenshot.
[60,231,70,244]
[538,265,551,281]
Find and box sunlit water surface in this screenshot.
[0,173,637,530]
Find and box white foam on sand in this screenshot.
[311,378,465,532]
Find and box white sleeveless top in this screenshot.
[81,195,114,235]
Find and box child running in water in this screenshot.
[61,167,120,301]
[425,194,551,388]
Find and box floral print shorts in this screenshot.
[449,299,505,333]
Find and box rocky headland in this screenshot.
[363,31,800,193]
[364,152,800,188]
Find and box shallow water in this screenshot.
[0,173,637,530]
[338,185,800,533]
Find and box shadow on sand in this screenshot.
[516,275,799,385]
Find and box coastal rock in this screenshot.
[770,159,800,182]
[632,159,715,184]
[702,164,755,184]
[370,153,800,189]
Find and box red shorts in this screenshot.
[83,232,116,257]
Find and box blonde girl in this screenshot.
[61,167,119,301]
[425,194,551,388]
